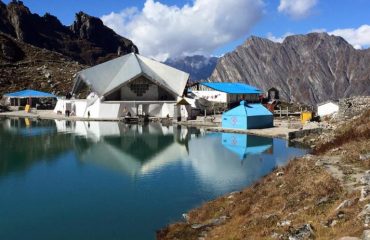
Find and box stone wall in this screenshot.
[336,96,370,119]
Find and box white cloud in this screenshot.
[267,25,370,49]
[101,0,264,61]
[278,0,318,19]
[266,32,294,43]
[329,25,370,49]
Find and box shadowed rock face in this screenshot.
[0,33,24,61]
[165,55,218,82]
[210,33,370,105]
[0,0,138,65]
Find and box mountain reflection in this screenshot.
[0,118,74,176]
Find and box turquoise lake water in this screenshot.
[0,118,308,240]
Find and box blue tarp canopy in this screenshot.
[200,82,261,94]
[4,90,56,98]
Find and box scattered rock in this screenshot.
[191,216,228,229]
[288,224,315,240]
[358,204,370,217]
[364,215,370,228]
[331,147,341,152]
[337,211,346,219]
[362,230,370,240]
[337,237,361,240]
[360,171,370,185]
[322,219,338,228]
[182,213,189,222]
[191,223,206,229]
[337,97,370,120]
[330,220,338,227]
[277,220,291,227]
[271,232,282,239]
[317,196,329,205]
[361,187,370,202]
[360,153,370,161]
[336,199,355,211]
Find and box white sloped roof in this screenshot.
[73,53,189,97]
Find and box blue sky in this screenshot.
[3,0,370,60]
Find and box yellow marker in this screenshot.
[25,104,31,113]
[301,111,312,124]
[25,118,30,127]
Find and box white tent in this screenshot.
[72,53,189,98]
[55,53,190,119]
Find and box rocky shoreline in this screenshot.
[158,97,370,240]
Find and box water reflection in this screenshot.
[0,118,73,176]
[0,118,304,185]
[0,118,308,240]
[222,133,273,160]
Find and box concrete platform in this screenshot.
[0,110,315,140]
[0,110,121,122]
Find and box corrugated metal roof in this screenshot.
[4,89,56,98]
[200,82,261,94]
[223,101,273,117]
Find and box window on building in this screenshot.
[130,83,150,96]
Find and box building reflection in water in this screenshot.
[0,118,300,194]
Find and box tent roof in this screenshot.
[73,53,190,97]
[223,101,273,117]
[4,89,56,98]
[200,82,261,94]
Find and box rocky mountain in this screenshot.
[165,55,218,82]
[0,0,138,65]
[210,33,370,105]
[0,32,84,96]
[0,0,141,96]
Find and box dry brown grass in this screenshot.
[158,110,370,240]
[158,156,365,240]
[314,110,370,154]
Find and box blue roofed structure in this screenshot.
[189,82,262,106]
[222,101,273,129]
[199,82,261,94]
[4,89,57,108]
[4,90,56,98]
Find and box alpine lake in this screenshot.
[0,117,308,240]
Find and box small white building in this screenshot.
[317,101,339,117]
[54,53,190,119]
